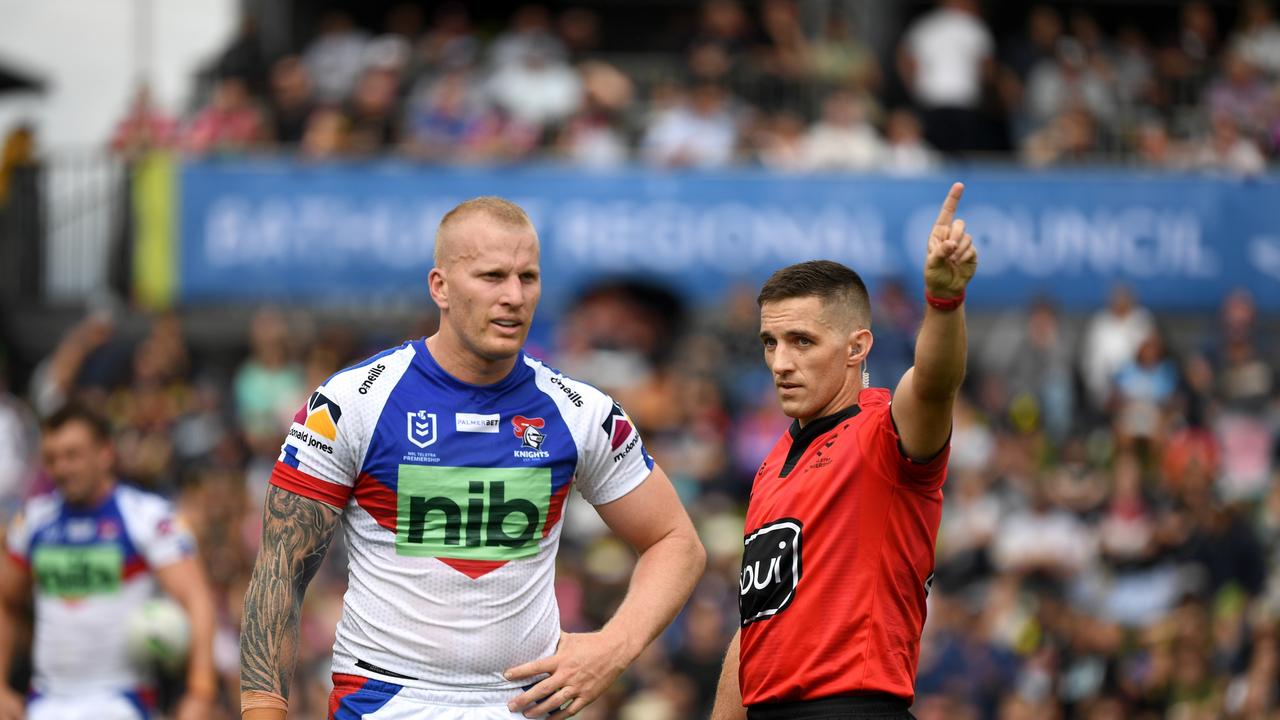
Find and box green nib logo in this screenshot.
[395,465,551,561]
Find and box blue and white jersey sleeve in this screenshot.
[116,487,194,569]
[526,357,654,506]
[271,346,415,510]
[5,496,58,567]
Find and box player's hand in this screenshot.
[0,687,24,720]
[174,693,213,720]
[923,182,978,298]
[505,630,633,719]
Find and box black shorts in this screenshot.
[747,693,916,720]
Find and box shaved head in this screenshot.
[757,260,871,331]
[434,197,536,267]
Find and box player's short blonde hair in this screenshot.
[433,197,535,266]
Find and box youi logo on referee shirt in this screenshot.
[739,518,803,626]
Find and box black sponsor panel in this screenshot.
[739,518,803,626]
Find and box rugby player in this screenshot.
[0,404,217,720]
[239,197,706,719]
[712,183,977,720]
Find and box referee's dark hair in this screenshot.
[757,260,872,329]
[42,402,113,444]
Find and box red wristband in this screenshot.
[925,289,965,311]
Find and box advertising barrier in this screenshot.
[160,159,1280,311]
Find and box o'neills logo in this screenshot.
[549,376,584,407]
[358,364,386,395]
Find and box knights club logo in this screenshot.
[512,415,546,449]
[601,401,633,451]
[407,410,438,448]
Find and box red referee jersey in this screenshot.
[739,387,948,706]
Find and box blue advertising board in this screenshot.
[177,160,1280,312]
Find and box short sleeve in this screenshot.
[132,500,197,569]
[270,385,361,510]
[877,403,949,490]
[5,510,33,567]
[575,398,655,506]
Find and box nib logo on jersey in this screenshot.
[739,518,803,626]
[512,416,551,460]
[602,401,640,463]
[395,465,552,567]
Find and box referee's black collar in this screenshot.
[781,404,862,478]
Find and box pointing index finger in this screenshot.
[934,182,965,230]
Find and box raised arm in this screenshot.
[505,465,706,719]
[240,486,341,720]
[892,182,978,460]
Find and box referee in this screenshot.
[712,183,977,720]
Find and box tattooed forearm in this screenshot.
[240,485,341,698]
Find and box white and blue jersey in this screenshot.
[271,340,654,693]
[5,485,194,704]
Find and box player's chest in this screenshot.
[30,518,134,598]
[367,386,578,468]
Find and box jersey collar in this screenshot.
[418,341,530,393]
[781,404,863,478]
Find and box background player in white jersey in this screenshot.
[0,404,217,720]
[239,197,706,720]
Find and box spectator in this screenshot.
[0,124,35,207]
[1156,1,1220,110]
[232,308,304,458]
[642,83,738,168]
[486,39,583,130]
[1189,112,1267,175]
[0,356,35,515]
[754,110,806,171]
[346,67,401,154]
[408,2,479,78]
[1111,332,1179,448]
[1232,0,1280,78]
[800,89,884,171]
[688,0,751,73]
[1024,39,1119,131]
[558,8,602,63]
[1206,47,1272,137]
[898,0,995,153]
[266,56,314,146]
[403,70,490,161]
[299,107,351,160]
[883,108,941,174]
[1133,117,1189,169]
[109,85,178,156]
[807,11,881,92]
[303,11,370,104]
[183,76,265,155]
[1022,106,1102,167]
[490,5,566,70]
[1081,285,1155,414]
[557,61,634,169]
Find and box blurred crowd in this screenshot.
[0,277,1277,719]
[106,0,1280,173]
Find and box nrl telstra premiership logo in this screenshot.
[407,410,438,448]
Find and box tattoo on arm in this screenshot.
[239,485,341,698]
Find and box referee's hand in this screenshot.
[923,182,977,298]
[505,630,631,719]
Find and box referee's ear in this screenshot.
[847,328,873,367]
